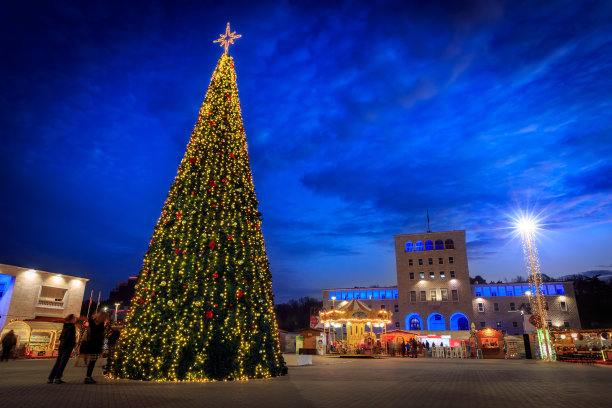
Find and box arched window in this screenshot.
[427,313,446,331]
[415,241,424,251]
[405,241,414,252]
[405,313,423,331]
[450,313,470,331]
[435,239,444,250]
[445,239,454,249]
[425,240,434,251]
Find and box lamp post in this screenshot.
[114,302,121,323]
[515,215,552,361]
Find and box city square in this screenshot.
[1,357,610,408]
[1,0,611,405]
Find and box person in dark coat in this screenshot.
[47,314,77,383]
[1,330,17,361]
[82,312,108,384]
[401,340,406,357]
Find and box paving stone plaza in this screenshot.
[1,356,610,408]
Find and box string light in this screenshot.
[109,27,284,381]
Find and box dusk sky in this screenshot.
[1,0,611,302]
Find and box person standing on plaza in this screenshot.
[401,339,406,357]
[411,338,418,358]
[1,330,17,361]
[47,314,77,383]
[81,311,108,384]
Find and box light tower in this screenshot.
[516,215,553,361]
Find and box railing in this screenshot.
[37,299,65,308]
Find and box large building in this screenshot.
[322,230,581,335]
[0,264,89,330]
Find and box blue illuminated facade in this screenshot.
[473,284,565,297]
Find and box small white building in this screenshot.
[0,263,88,330]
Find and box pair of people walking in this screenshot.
[47,312,108,384]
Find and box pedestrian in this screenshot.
[425,340,430,349]
[406,341,411,357]
[411,339,418,358]
[1,330,17,361]
[81,311,108,384]
[47,314,77,383]
[401,340,406,357]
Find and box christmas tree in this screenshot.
[110,24,285,381]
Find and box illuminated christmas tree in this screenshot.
[110,24,285,381]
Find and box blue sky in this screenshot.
[1,0,611,302]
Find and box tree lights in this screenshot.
[109,26,284,381]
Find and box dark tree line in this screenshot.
[571,275,612,329]
[274,297,322,331]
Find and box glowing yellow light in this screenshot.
[214,22,242,54]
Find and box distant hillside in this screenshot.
[559,270,612,282]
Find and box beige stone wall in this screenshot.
[0,264,88,329]
[394,230,474,330]
[471,282,581,335]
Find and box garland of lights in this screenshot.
[109,25,285,381]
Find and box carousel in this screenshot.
[319,299,392,355]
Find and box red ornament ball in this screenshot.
[209,180,216,187]
[212,272,219,279]
[209,241,216,249]
[138,298,144,304]
[237,290,244,299]
[174,248,181,254]
[189,158,196,163]
[205,311,213,319]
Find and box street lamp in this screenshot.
[114,302,121,323]
[514,213,552,361]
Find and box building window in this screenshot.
[415,241,424,251]
[394,304,399,312]
[477,302,484,312]
[438,258,443,264]
[0,282,6,299]
[440,289,448,301]
[409,272,414,280]
[425,240,434,251]
[395,322,400,328]
[512,321,518,328]
[419,272,425,279]
[409,259,413,266]
[506,286,514,296]
[564,321,570,328]
[420,291,426,302]
[418,259,423,266]
[37,286,68,308]
[450,270,455,278]
[560,301,567,311]
[429,272,435,279]
[496,321,502,328]
[428,258,433,265]
[435,239,444,250]
[451,290,458,302]
[430,290,437,301]
[405,241,414,252]
[410,291,416,302]
[480,321,486,328]
[510,302,516,311]
[494,303,499,312]
[440,271,446,279]
[445,239,454,249]
[367,290,372,299]
[393,289,399,299]
[380,304,385,309]
[490,287,498,297]
[449,257,454,264]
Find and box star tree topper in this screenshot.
[214,22,242,54]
